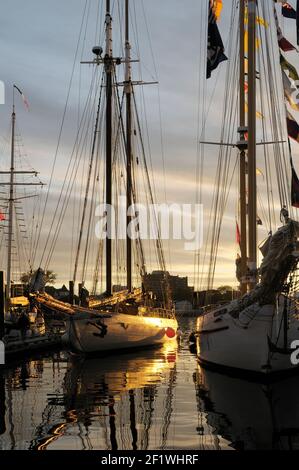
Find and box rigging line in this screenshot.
[93,104,106,294]
[73,72,105,285]
[76,105,93,276]
[256,26,273,232]
[44,94,98,273]
[114,69,147,280]
[261,1,281,227]
[117,0,124,59]
[131,116,163,277]
[94,0,102,45]
[139,0,169,232]
[131,1,160,230]
[201,7,239,290]
[44,110,97,272]
[194,0,209,288]
[132,90,169,289]
[131,142,147,278]
[70,0,91,278]
[135,134,154,272]
[40,70,99,269]
[206,84,238,289]
[30,188,44,266]
[89,96,105,291]
[264,1,291,215]
[81,111,103,284]
[33,0,89,268]
[257,190,270,234]
[113,71,143,281]
[197,0,238,290]
[113,84,127,283]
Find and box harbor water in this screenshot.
[1,318,299,450]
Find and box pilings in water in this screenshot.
[78,283,83,306]
[69,281,74,305]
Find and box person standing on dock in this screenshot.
[17,310,30,340]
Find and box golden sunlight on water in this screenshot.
[0,319,231,450]
[7,317,299,450]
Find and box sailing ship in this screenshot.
[33,0,178,353]
[0,86,47,346]
[194,0,299,378]
[0,86,44,311]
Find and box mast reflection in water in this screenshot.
[0,322,214,451]
[3,321,299,450]
[194,365,299,450]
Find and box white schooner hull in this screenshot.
[196,300,299,378]
[195,220,299,379]
[66,312,178,354]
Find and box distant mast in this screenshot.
[6,99,16,303]
[4,86,43,305]
[247,0,257,289]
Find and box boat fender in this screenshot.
[165,327,176,338]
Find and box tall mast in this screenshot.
[105,0,113,296]
[247,0,257,289]
[125,0,133,293]
[238,0,248,295]
[6,100,15,303]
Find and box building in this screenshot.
[143,271,193,302]
[45,284,70,301]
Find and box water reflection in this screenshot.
[0,319,250,450]
[0,373,5,435]
[194,365,299,450]
[34,346,178,450]
[0,344,183,450]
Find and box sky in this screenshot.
[0,0,298,292]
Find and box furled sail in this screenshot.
[229,220,299,314]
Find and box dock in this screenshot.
[4,333,62,360]
[0,271,64,364]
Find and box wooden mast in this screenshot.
[247,0,257,289]
[125,0,133,293]
[4,87,44,306]
[238,0,248,295]
[105,0,113,296]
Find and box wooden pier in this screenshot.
[4,332,62,360]
[0,271,63,364]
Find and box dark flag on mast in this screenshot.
[274,3,296,51]
[282,2,297,19]
[207,0,228,79]
[291,158,299,208]
[287,111,299,143]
